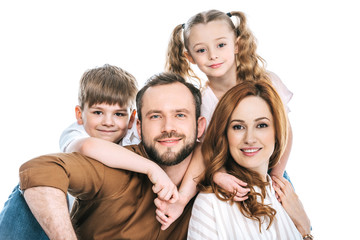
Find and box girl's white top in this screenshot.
[201,72,293,129]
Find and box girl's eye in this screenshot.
[93,111,102,115]
[196,48,206,53]
[232,124,244,130]
[257,123,268,128]
[218,43,226,48]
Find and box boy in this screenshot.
[0,64,177,239]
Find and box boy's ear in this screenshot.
[127,109,136,129]
[75,105,84,125]
[136,119,142,140]
[184,51,195,64]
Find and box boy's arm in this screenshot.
[74,137,178,202]
[270,122,293,177]
[154,143,203,230]
[24,187,77,240]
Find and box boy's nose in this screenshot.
[102,115,115,126]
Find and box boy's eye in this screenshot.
[93,111,103,115]
[115,112,125,117]
[257,123,268,128]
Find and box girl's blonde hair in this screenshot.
[199,79,288,231]
[165,9,269,86]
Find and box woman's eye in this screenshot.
[257,123,268,128]
[218,43,226,48]
[232,125,244,130]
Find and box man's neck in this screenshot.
[160,153,192,187]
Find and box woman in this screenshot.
[188,80,312,239]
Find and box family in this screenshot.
[0,9,312,240]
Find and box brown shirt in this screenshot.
[19,144,194,240]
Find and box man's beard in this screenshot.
[142,130,197,166]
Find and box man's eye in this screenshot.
[177,114,185,118]
[150,115,160,119]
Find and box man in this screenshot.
[17,72,206,239]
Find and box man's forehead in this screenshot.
[142,82,195,111]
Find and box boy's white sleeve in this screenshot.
[59,122,89,152]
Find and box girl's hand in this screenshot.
[272,175,311,236]
[147,165,179,203]
[213,171,249,201]
[154,196,186,230]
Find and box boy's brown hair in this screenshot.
[78,64,138,110]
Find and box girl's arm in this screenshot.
[68,137,178,202]
[154,143,203,230]
[272,175,312,238]
[270,122,293,177]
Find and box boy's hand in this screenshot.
[147,166,179,203]
[154,196,186,230]
[213,171,249,201]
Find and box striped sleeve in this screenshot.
[187,193,219,240]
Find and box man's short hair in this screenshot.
[136,72,201,121]
[78,64,138,110]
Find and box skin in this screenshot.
[185,20,238,99]
[23,82,206,239]
[75,103,134,144]
[227,96,275,181]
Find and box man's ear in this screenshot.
[127,109,136,129]
[75,105,84,125]
[196,116,207,140]
[136,119,142,140]
[184,51,195,64]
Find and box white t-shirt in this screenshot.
[188,177,302,240]
[201,72,293,129]
[59,118,140,152]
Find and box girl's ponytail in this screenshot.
[165,24,201,87]
[230,11,269,82]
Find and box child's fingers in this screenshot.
[233,177,248,187]
[233,195,248,202]
[155,208,169,223]
[154,198,167,212]
[168,190,179,204]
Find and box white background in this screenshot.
[1,1,359,239]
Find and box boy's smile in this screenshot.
[76,103,133,144]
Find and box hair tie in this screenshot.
[226,12,232,17]
[182,23,185,29]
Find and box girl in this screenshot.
[155,9,294,228]
[188,80,311,239]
